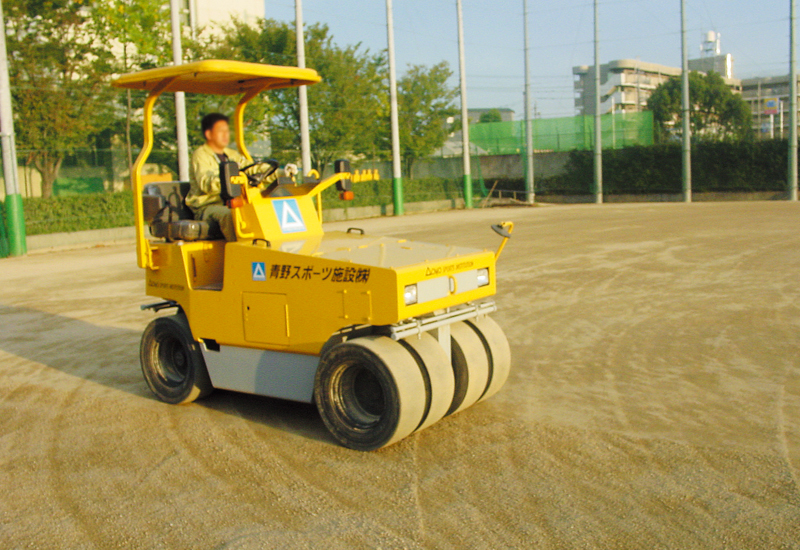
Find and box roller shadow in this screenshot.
[0,303,335,445]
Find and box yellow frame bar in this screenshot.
[233,83,269,162]
[132,77,175,269]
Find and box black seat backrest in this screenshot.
[142,181,193,223]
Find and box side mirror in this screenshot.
[334,159,353,200]
[219,160,242,203]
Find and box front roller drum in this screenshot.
[315,336,427,451]
[140,313,214,404]
[447,322,491,416]
[467,316,512,403]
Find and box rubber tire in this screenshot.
[315,336,426,451]
[140,313,214,404]
[447,322,491,416]
[467,316,512,403]
[400,333,455,434]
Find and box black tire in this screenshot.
[314,336,426,451]
[140,313,213,404]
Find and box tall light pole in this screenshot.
[0,0,25,256]
[523,0,535,204]
[593,0,602,204]
[386,0,403,215]
[170,0,189,181]
[295,0,312,176]
[680,0,692,202]
[790,0,798,201]
[456,0,473,208]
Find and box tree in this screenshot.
[5,0,116,198]
[212,19,387,173]
[397,62,458,176]
[647,71,752,142]
[479,109,503,124]
[92,0,171,173]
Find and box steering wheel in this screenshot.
[240,159,279,187]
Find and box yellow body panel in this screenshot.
[145,233,494,355]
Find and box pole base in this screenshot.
[5,193,26,256]
[392,177,404,216]
[463,174,473,209]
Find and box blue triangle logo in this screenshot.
[273,199,306,233]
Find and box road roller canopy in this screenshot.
[111,59,321,95]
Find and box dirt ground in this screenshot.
[1,201,799,549]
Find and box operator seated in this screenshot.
[185,112,298,242]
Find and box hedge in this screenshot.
[21,178,467,235]
[505,139,790,195]
[23,191,135,236]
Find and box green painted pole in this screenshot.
[392,176,403,215]
[0,1,26,256]
[4,193,24,255]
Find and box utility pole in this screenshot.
[0,0,25,256]
[790,0,798,201]
[386,0,403,215]
[681,0,692,202]
[295,0,312,177]
[593,0,602,203]
[523,0,535,204]
[456,0,473,208]
[170,0,189,181]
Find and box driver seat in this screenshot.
[142,181,214,242]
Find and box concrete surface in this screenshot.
[1,201,799,548]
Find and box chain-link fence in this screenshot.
[469,111,654,155]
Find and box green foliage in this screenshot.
[320,177,463,209]
[210,19,386,172]
[647,71,753,142]
[398,62,458,176]
[23,191,134,235]
[6,0,117,198]
[479,109,503,124]
[534,140,788,196]
[21,179,463,235]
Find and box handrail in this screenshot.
[233,82,269,163]
[131,77,176,269]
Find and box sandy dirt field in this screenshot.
[1,201,799,549]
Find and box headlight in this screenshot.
[477,268,490,287]
[404,284,418,305]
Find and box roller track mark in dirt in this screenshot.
[409,436,426,544]
[171,396,363,526]
[221,399,414,534]
[776,378,800,499]
[46,376,113,549]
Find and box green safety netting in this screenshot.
[469,111,654,155]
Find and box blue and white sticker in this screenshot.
[252,262,266,281]
[272,198,306,233]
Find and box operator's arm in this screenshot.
[228,149,288,186]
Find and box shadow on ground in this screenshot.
[0,303,334,445]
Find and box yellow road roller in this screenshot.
[112,60,513,451]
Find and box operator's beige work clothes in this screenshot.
[185,144,277,212]
[185,144,279,241]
